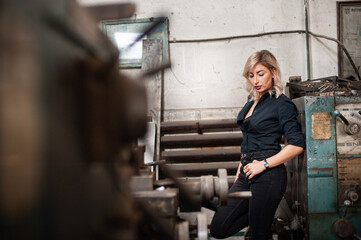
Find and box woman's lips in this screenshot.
[255,86,261,90]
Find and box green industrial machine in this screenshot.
[289,95,361,239]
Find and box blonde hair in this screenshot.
[242,50,283,100]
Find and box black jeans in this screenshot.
[210,150,287,240]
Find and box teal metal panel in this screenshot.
[308,177,337,213]
[309,214,341,240]
[304,97,338,214]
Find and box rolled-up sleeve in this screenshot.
[278,98,306,148]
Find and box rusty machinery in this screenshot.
[283,77,361,239]
[130,163,251,239]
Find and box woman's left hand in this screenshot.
[243,160,266,179]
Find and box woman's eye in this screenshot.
[259,74,264,77]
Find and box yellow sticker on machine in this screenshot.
[312,112,331,139]
[338,158,361,184]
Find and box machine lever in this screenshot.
[343,200,351,218]
[334,110,360,135]
[334,110,350,125]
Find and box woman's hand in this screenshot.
[243,160,266,179]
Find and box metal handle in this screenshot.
[334,110,349,125]
[334,110,360,135]
[228,191,252,199]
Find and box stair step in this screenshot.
[164,162,239,176]
[161,133,242,149]
[161,119,238,134]
[161,148,241,163]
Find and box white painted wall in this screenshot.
[79,0,353,121]
[308,0,346,79]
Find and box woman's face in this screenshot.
[247,63,275,98]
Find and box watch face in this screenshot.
[264,160,269,168]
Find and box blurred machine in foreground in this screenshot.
[285,76,361,239]
[0,0,150,239]
[0,1,249,240]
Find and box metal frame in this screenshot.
[337,1,361,78]
[102,17,169,68]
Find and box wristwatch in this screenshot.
[263,159,269,169]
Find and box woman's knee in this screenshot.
[209,216,228,239]
[209,225,228,239]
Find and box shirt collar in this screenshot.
[256,92,271,104]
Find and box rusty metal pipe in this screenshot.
[161,119,239,134]
[166,162,239,171]
[161,133,243,149]
[228,191,252,199]
[161,148,241,163]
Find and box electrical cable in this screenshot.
[307,31,361,80]
[169,30,361,80]
[169,30,305,43]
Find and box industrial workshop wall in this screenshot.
[79,0,346,121]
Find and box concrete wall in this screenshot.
[79,0,352,121]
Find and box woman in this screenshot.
[210,50,305,240]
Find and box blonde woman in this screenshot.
[210,50,305,240]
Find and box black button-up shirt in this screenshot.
[236,93,305,153]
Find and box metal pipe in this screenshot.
[161,148,241,162]
[161,133,243,149]
[304,0,311,80]
[165,162,239,172]
[161,119,238,134]
[228,191,252,199]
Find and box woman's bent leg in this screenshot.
[210,174,250,239]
